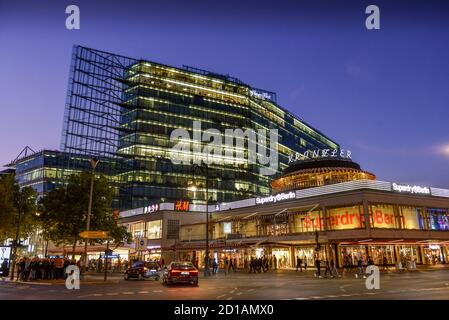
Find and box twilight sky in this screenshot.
[0,0,448,187]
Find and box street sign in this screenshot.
[135,238,147,250]
[79,231,109,239]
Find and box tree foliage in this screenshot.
[39,171,132,250]
[0,173,38,242]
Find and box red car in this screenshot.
[162,261,198,286]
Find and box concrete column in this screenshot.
[290,245,295,268]
[363,199,371,231]
[321,206,327,232]
[419,246,426,264]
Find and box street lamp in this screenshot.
[189,164,211,277]
[83,157,99,274]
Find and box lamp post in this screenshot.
[190,164,211,277]
[83,157,99,274]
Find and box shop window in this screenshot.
[399,206,425,230]
[327,205,364,230]
[146,220,162,239]
[426,208,449,231]
[293,210,323,232]
[369,204,398,229]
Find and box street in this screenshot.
[1,268,449,300]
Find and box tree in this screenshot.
[0,174,16,241]
[39,171,132,257]
[0,173,38,242]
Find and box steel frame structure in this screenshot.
[60,46,137,160]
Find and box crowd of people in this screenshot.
[10,256,81,281]
[0,256,131,281]
[199,255,287,275]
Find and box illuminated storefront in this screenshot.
[172,158,449,269]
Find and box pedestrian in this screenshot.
[54,256,64,280]
[314,257,322,278]
[204,255,211,276]
[356,257,365,278]
[30,257,38,280]
[159,257,165,268]
[23,257,31,281]
[273,255,277,270]
[296,256,303,272]
[224,256,229,275]
[63,258,70,279]
[324,259,333,278]
[228,257,233,274]
[50,258,55,279]
[331,260,339,278]
[1,259,9,277]
[41,258,47,280]
[303,255,307,271]
[382,255,388,271]
[249,256,254,274]
[212,258,218,274]
[16,258,24,281]
[263,256,268,272]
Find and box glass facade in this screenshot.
[327,205,364,230]
[58,46,339,210]
[129,220,162,239]
[426,208,449,231]
[9,47,339,211]
[180,204,449,242]
[369,204,398,229]
[115,61,338,209]
[399,206,425,230]
[9,150,121,208]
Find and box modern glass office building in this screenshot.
[5,149,122,209]
[11,46,339,210]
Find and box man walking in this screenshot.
[228,257,234,274]
[54,256,64,280]
[324,259,333,278]
[296,256,303,272]
[314,257,322,278]
[331,259,340,278]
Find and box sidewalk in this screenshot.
[0,272,124,285]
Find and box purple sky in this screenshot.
[1,0,449,187]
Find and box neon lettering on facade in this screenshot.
[143,204,159,214]
[392,183,430,195]
[255,191,296,205]
[288,148,352,164]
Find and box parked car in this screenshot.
[124,261,161,280]
[162,261,198,286]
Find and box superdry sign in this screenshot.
[392,183,430,195]
[256,192,296,205]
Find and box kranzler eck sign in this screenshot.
[392,183,430,195]
[256,192,296,205]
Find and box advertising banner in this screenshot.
[328,206,364,230]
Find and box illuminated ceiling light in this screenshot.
[388,239,404,243]
[357,239,373,243]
